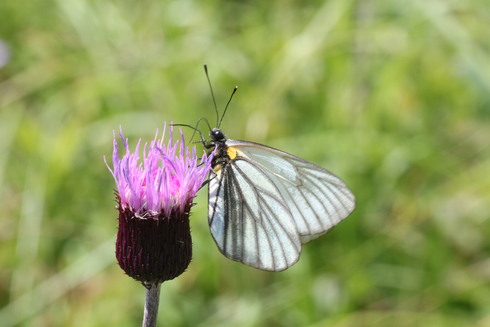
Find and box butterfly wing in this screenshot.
[208,156,302,271]
[208,139,355,271]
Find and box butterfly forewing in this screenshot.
[227,140,356,236]
[208,139,355,271]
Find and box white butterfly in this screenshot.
[175,65,356,271]
[206,128,356,271]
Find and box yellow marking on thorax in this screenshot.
[227,147,238,160]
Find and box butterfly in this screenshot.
[195,66,356,272]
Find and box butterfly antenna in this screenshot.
[218,86,238,128]
[204,65,220,127]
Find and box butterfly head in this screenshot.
[210,128,227,144]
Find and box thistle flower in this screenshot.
[105,124,213,287]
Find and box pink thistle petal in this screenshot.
[105,123,214,217]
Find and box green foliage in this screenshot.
[1,0,489,326]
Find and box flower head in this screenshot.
[108,124,212,217]
[106,123,213,286]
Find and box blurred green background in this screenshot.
[1,0,489,326]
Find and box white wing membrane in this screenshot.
[209,159,301,271]
[208,139,355,271]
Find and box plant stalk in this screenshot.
[142,283,161,327]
